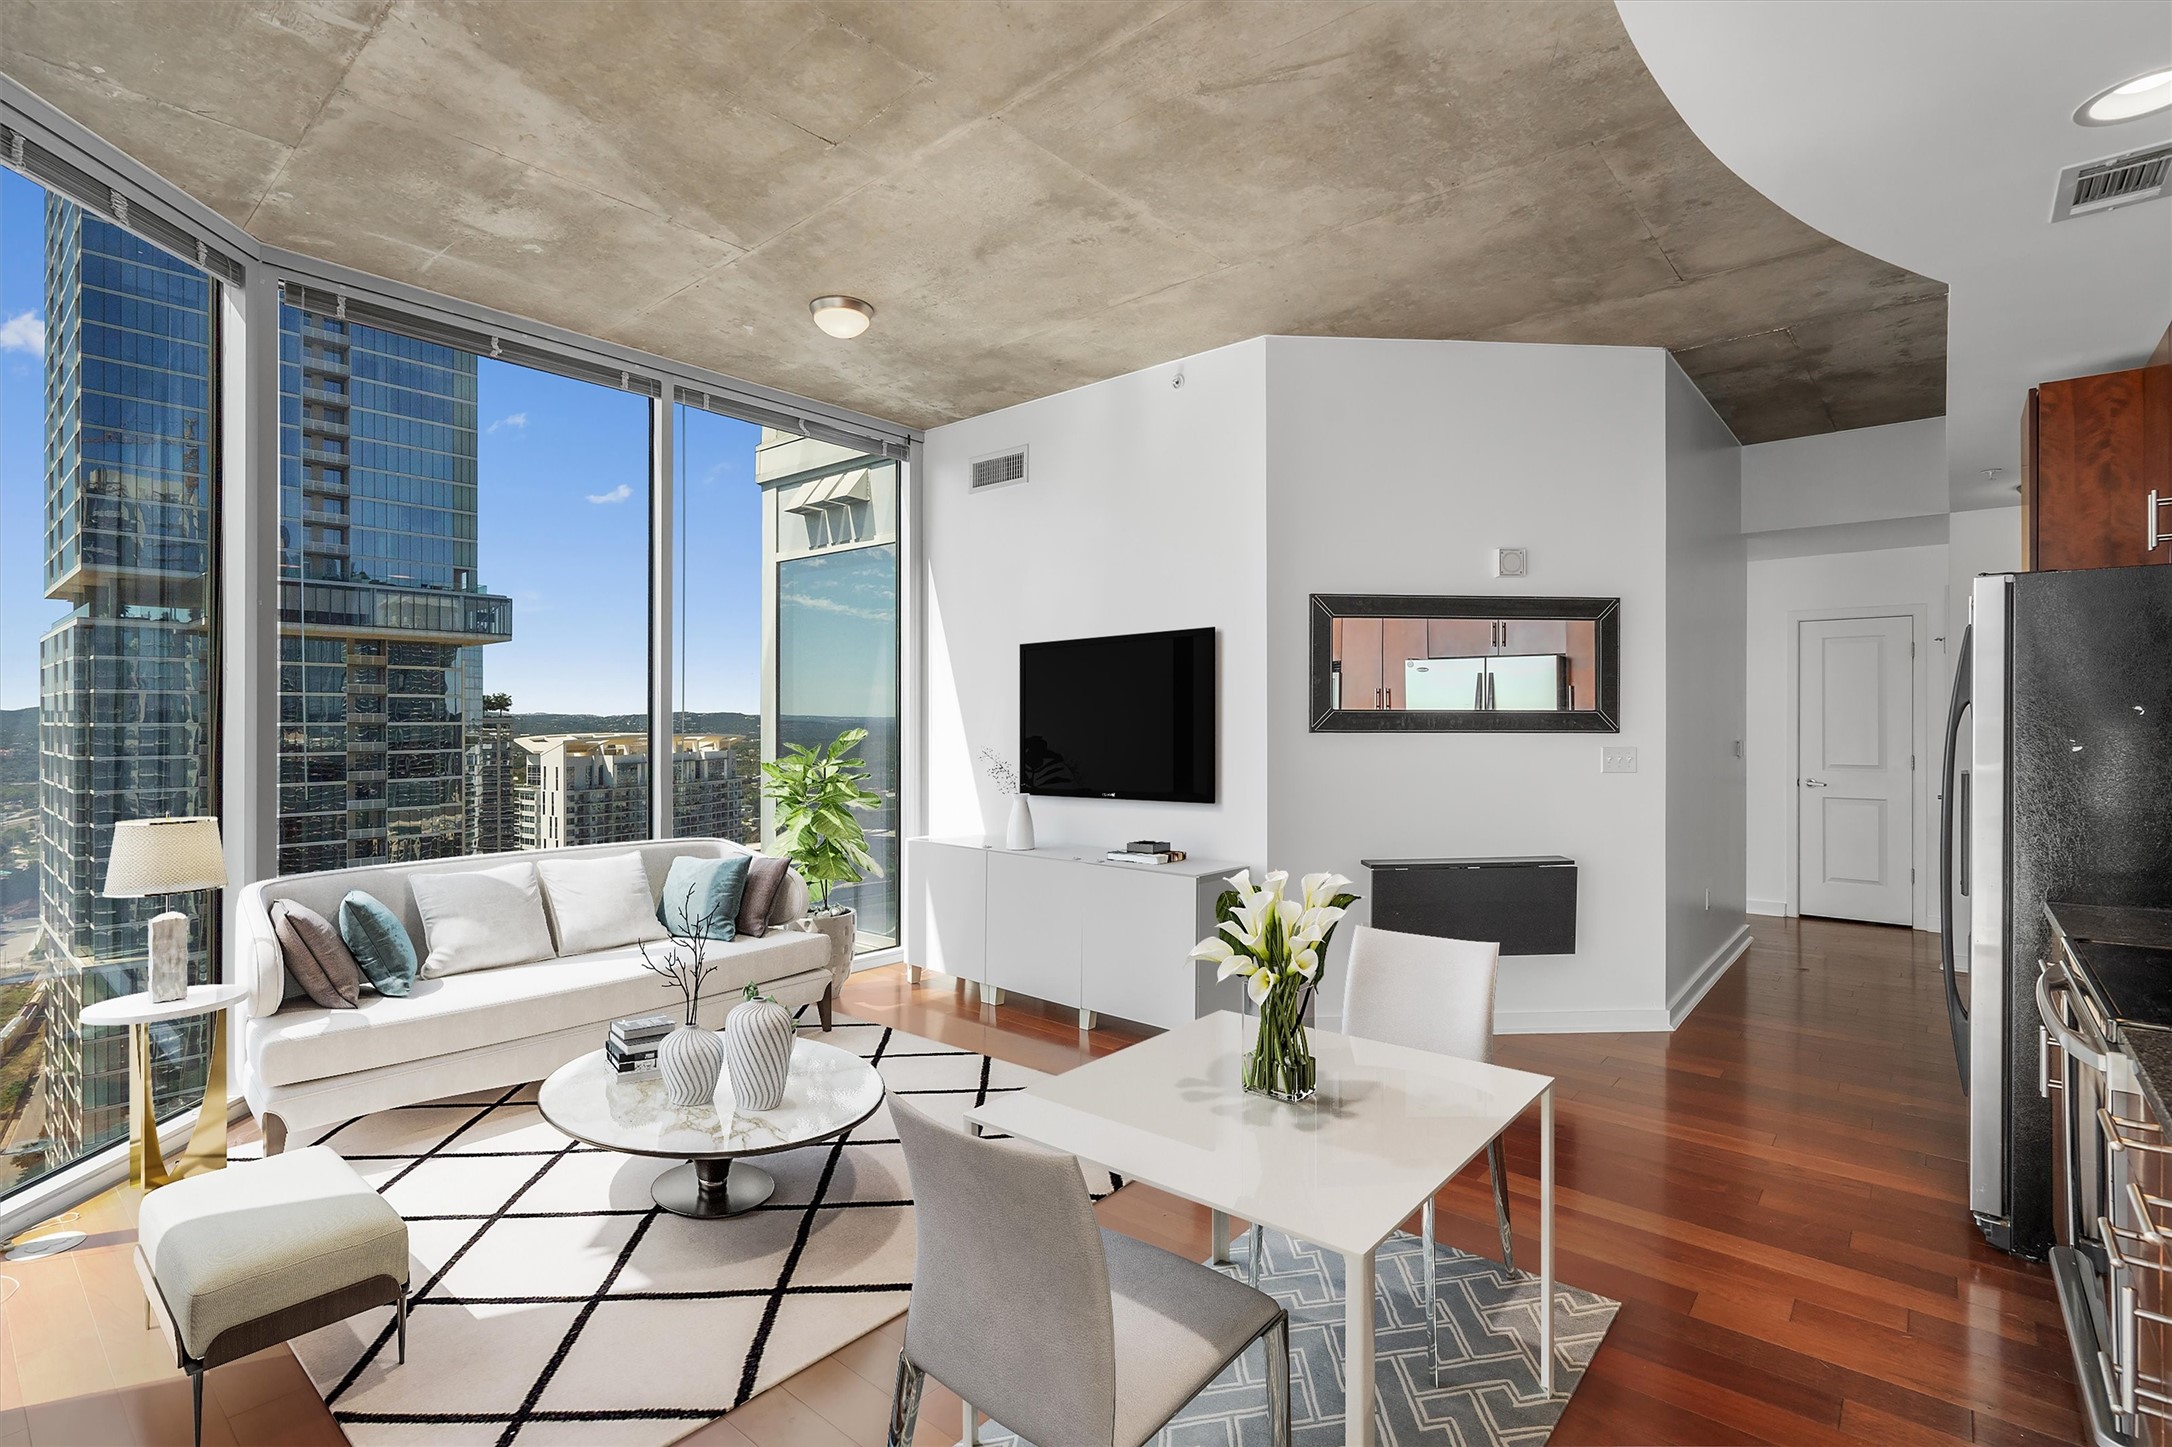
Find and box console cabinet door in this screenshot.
[1081,867,1199,1030]
[905,841,987,986]
[985,852,1083,1009]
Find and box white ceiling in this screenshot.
[1618,0,2172,513]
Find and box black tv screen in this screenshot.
[1020,627,1216,803]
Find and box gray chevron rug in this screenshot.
[979,1227,1617,1446]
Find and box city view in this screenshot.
[0,167,899,1201]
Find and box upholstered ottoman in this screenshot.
[134,1145,409,1445]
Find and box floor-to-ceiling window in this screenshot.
[0,167,221,1200]
[671,405,765,847]
[276,304,650,874]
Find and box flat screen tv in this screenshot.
[1019,627,1216,803]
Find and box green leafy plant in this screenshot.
[760,728,882,916]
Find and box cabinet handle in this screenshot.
[2150,489,2170,551]
[2103,1106,2172,1155]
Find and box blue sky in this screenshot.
[0,165,770,718]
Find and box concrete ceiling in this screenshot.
[0,0,1947,439]
[1621,0,2172,510]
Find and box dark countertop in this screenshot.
[2048,901,2172,1121]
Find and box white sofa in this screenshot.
[236,838,837,1151]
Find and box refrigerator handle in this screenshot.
[1940,625,1974,1088]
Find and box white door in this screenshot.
[1798,615,1914,925]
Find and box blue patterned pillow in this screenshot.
[339,891,419,997]
[657,854,750,941]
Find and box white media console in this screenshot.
[904,838,1252,1030]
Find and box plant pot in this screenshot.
[657,1023,726,1108]
[724,993,797,1112]
[1005,794,1035,851]
[808,908,856,985]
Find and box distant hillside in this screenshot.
[0,708,30,752]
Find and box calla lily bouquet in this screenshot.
[1191,869,1358,1100]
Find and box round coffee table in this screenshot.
[537,1036,884,1218]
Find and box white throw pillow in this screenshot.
[536,852,668,956]
[408,862,558,977]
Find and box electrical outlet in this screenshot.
[1601,745,1637,774]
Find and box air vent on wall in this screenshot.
[2052,143,2172,222]
[970,446,1029,491]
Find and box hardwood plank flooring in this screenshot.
[0,918,2078,1444]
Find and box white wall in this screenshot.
[1261,338,1686,1032]
[1664,360,1751,1015]
[919,339,1270,865]
[1744,542,1948,925]
[1948,505,2024,658]
[1741,417,1946,533]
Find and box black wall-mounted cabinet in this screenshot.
[1362,856,1578,956]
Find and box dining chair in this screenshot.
[886,1095,1291,1447]
[1243,923,1511,1379]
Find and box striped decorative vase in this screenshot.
[658,1023,726,1108]
[724,990,796,1113]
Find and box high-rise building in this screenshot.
[514,733,750,851]
[276,307,512,877]
[464,707,519,856]
[36,202,219,1162]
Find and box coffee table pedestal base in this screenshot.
[652,1159,776,1218]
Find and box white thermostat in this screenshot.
[1493,547,1528,578]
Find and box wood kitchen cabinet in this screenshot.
[2023,319,2172,571]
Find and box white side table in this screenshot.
[81,982,250,1191]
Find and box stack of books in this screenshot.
[606,1013,675,1073]
[1104,840,1187,865]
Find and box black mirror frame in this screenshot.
[1308,593,1621,733]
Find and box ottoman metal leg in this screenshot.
[397,1287,408,1363]
[190,1366,203,1447]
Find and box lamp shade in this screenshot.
[102,817,228,898]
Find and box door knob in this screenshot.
[1804,779,1828,788]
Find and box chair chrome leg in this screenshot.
[1423,1198,1440,1384]
[884,1351,924,1447]
[1487,1138,1515,1273]
[1248,1222,1265,1289]
[1265,1312,1291,1447]
[396,1287,408,1364]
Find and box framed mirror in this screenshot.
[1309,594,1620,733]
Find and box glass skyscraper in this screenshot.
[36,200,219,1164]
[276,307,510,877]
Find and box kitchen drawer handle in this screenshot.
[2133,1181,2167,1244]
[2102,1106,2172,1155]
[2040,964,2112,1074]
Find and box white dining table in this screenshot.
[966,1009,1556,1447]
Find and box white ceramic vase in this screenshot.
[724,993,796,1112]
[1005,793,1035,851]
[658,1022,726,1108]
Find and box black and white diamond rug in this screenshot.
[248,1014,1107,1446]
[978,1229,1618,1447]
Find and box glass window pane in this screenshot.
[2,169,221,1200]
[671,406,763,846]
[277,308,649,872]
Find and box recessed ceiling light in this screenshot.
[808,296,875,339]
[2076,67,2172,126]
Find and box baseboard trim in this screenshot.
[1747,897,1790,917]
[1494,1005,1676,1035]
[1669,924,1754,1028]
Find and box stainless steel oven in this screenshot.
[2044,956,2172,1445]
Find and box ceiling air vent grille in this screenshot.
[970,447,1029,491]
[2052,144,2172,222]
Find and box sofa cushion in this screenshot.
[339,891,418,997]
[658,853,749,941]
[270,901,361,1010]
[737,855,791,938]
[409,862,557,977]
[538,852,668,955]
[248,927,829,1088]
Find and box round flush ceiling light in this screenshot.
[2076,67,2172,125]
[808,295,875,338]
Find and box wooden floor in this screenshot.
[0,917,2081,1445]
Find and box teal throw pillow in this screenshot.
[339,891,419,996]
[657,854,750,941]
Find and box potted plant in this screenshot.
[761,727,883,983]
[1190,870,1358,1101]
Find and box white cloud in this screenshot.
[586,484,634,505]
[0,312,45,357]
[487,411,528,434]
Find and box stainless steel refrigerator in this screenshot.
[1942,567,2172,1257]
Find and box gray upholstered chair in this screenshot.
[1244,923,1511,1382]
[886,1095,1290,1447]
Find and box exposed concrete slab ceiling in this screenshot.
[0,0,1946,440]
